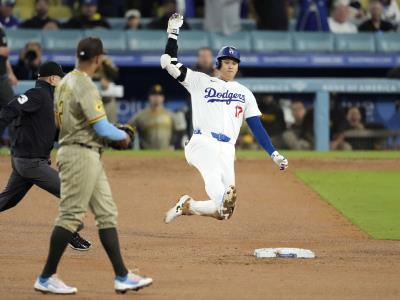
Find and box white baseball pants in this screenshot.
[184,134,235,217]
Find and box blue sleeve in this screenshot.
[92,118,127,141]
[246,116,276,156]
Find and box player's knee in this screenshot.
[95,210,118,229]
[55,214,84,233]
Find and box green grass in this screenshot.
[297,170,400,240]
[2,148,398,159]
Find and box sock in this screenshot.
[41,226,74,278]
[39,276,48,283]
[99,228,128,277]
[115,275,128,281]
[189,199,218,216]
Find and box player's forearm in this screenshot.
[92,118,127,141]
[162,13,187,82]
[246,116,276,155]
[162,37,187,82]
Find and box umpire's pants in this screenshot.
[0,157,60,212]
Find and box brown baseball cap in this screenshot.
[77,37,106,61]
[148,84,164,95]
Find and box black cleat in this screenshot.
[69,232,91,251]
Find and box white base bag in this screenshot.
[254,248,315,259]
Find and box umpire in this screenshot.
[0,61,90,251]
[0,24,15,109]
[0,23,17,141]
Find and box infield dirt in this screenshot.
[0,155,399,300]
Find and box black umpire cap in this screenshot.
[38,61,65,78]
[77,37,106,61]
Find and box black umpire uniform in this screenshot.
[0,61,90,250]
[0,25,14,109]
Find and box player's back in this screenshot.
[55,69,105,148]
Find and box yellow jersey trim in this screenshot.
[88,114,107,125]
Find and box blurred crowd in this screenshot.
[0,0,399,34]
[237,94,392,151]
[1,0,399,151]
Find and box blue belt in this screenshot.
[193,129,231,143]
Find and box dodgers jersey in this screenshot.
[181,69,261,144]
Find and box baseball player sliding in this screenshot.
[162,14,288,223]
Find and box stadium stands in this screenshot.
[126,30,165,51]
[251,31,293,53]
[293,32,335,52]
[84,29,127,51]
[5,29,400,54]
[42,30,83,51]
[335,33,376,52]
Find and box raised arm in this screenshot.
[160,13,188,82]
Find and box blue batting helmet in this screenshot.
[216,46,240,68]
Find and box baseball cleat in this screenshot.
[219,185,237,220]
[114,271,153,294]
[34,274,77,294]
[164,195,191,223]
[69,232,91,251]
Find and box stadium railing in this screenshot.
[5,29,400,53]
[14,78,400,151]
[5,30,400,68]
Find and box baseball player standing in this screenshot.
[162,14,288,223]
[0,61,91,251]
[34,37,152,295]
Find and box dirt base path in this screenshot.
[0,156,399,300]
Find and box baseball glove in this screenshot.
[108,124,136,150]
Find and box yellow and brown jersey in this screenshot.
[128,107,174,150]
[55,69,106,148]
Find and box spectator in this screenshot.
[296,0,329,31]
[0,0,18,29]
[328,0,358,33]
[346,106,364,130]
[282,100,312,150]
[302,97,352,150]
[148,0,190,30]
[93,56,119,123]
[128,84,176,150]
[359,0,395,32]
[344,106,378,150]
[63,0,110,29]
[203,0,241,35]
[97,0,124,17]
[20,0,60,30]
[381,0,400,26]
[42,20,59,30]
[192,47,214,76]
[258,95,286,148]
[13,42,42,80]
[348,0,366,24]
[249,0,289,30]
[124,9,142,30]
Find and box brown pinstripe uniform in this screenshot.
[54,69,117,232]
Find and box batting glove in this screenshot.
[167,13,184,35]
[271,151,288,171]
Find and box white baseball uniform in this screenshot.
[180,69,261,216]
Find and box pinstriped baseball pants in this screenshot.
[55,145,118,233]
